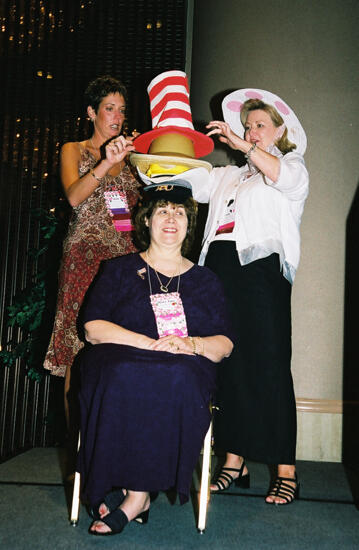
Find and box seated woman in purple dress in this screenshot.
[78,180,234,536]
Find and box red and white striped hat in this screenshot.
[133,70,213,158]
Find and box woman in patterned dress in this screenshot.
[44,76,140,432]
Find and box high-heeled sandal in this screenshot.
[133,509,150,524]
[89,508,149,536]
[211,460,250,493]
[266,474,299,505]
[90,488,126,520]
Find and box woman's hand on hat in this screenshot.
[206,120,245,151]
[105,135,136,164]
[149,335,195,355]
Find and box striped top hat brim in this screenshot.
[134,70,213,158]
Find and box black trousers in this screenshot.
[205,241,296,465]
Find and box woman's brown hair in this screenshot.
[133,197,198,255]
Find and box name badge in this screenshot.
[150,292,188,338]
[216,198,235,235]
[104,190,134,232]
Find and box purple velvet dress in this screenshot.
[78,252,234,507]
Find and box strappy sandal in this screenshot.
[266,474,299,505]
[211,460,250,493]
[89,508,129,536]
[89,508,149,536]
[90,489,126,520]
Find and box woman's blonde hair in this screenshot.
[240,98,296,154]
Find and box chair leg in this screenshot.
[70,426,214,529]
[69,433,81,526]
[197,420,212,533]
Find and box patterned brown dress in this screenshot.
[44,144,140,377]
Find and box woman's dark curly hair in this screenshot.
[133,198,198,256]
[84,75,128,112]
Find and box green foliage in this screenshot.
[0,209,59,382]
[7,280,46,331]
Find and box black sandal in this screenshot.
[90,489,126,520]
[211,460,250,493]
[89,508,129,536]
[266,474,299,505]
[89,508,149,536]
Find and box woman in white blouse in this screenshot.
[191,89,309,505]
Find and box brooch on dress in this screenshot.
[137,268,146,280]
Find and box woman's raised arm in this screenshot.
[61,136,135,207]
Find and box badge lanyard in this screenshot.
[146,260,188,338]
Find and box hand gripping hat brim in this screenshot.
[134,126,213,158]
[222,88,307,155]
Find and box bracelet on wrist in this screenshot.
[189,336,197,354]
[90,169,102,182]
[245,143,257,159]
[198,336,205,356]
[189,336,204,356]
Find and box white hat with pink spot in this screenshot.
[222,88,307,155]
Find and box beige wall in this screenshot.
[190,0,359,460]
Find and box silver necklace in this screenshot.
[146,251,182,293]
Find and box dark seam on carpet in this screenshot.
[0,481,65,487]
[1,482,356,506]
[209,492,357,505]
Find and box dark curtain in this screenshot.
[0,0,189,461]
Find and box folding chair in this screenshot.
[197,418,213,533]
[69,421,213,532]
[69,434,81,526]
